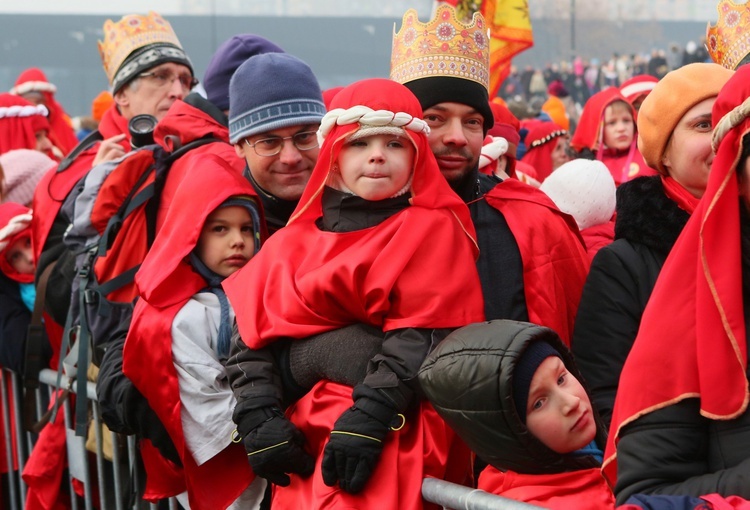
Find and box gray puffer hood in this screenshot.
[418,320,607,474]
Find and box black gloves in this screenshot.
[235,406,315,486]
[322,386,404,494]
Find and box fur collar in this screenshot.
[614,176,690,255]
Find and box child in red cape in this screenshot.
[223,78,485,510]
[121,154,268,510]
[570,88,655,186]
[419,320,615,510]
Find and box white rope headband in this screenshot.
[0,104,49,120]
[317,105,430,143]
[712,95,750,153]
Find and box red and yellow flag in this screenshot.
[436,0,534,98]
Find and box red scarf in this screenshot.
[478,466,615,510]
[661,174,700,214]
[225,78,484,348]
[603,64,750,486]
[123,155,265,509]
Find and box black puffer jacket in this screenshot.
[572,176,690,426]
[419,320,606,475]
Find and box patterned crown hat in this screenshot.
[706,0,750,70]
[390,4,490,92]
[98,11,191,93]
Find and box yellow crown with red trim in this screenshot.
[98,11,184,85]
[390,4,490,91]
[706,0,750,70]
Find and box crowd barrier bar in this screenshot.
[421,479,546,510]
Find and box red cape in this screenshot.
[478,465,615,510]
[484,179,589,345]
[603,61,750,487]
[123,155,265,509]
[582,220,615,262]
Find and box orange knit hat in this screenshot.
[637,63,733,174]
[91,91,113,122]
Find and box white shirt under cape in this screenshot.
[171,292,237,466]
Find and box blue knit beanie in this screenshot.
[203,34,285,112]
[513,340,563,423]
[228,53,325,144]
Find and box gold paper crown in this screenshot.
[390,5,490,91]
[98,11,184,85]
[707,0,750,70]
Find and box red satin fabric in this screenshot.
[478,465,615,510]
[123,157,263,509]
[603,63,750,487]
[273,381,473,510]
[484,179,589,345]
[661,174,700,214]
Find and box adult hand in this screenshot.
[236,407,314,487]
[92,133,127,166]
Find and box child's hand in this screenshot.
[322,389,403,494]
[235,407,314,486]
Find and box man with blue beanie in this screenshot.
[230,52,326,233]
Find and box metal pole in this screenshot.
[421,479,546,510]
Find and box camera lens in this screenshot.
[128,114,158,148]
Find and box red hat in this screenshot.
[0,93,50,154]
[619,75,658,105]
[322,86,345,110]
[488,101,521,146]
[547,79,569,98]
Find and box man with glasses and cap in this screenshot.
[229,52,326,233]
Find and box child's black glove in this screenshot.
[236,406,314,487]
[322,387,404,494]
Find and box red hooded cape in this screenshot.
[484,179,589,345]
[520,121,566,183]
[122,154,265,508]
[478,465,615,510]
[11,68,79,155]
[0,203,34,283]
[570,88,655,185]
[0,93,50,155]
[603,61,750,487]
[223,78,483,509]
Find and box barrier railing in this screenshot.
[0,367,545,510]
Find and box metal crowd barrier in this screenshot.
[0,367,546,510]
[0,367,178,510]
[422,479,545,510]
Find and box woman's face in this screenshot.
[661,97,715,199]
[551,136,571,171]
[602,101,634,151]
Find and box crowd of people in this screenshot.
[1,2,750,510]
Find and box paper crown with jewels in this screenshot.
[706,0,750,70]
[390,4,490,91]
[98,11,191,93]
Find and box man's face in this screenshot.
[234,124,320,201]
[422,102,484,184]
[114,62,193,121]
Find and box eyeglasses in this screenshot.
[244,131,319,157]
[138,70,198,91]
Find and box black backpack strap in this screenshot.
[57,130,104,173]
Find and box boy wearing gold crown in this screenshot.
[391,5,589,345]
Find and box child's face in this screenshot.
[550,136,571,171]
[602,101,634,151]
[196,206,255,278]
[525,356,597,454]
[337,134,415,201]
[5,236,34,275]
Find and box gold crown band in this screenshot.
[707,0,750,70]
[390,5,490,91]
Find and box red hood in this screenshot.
[154,99,229,151]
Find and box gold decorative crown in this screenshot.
[706,0,750,70]
[98,11,184,85]
[390,4,490,91]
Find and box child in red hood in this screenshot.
[223,78,484,509]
